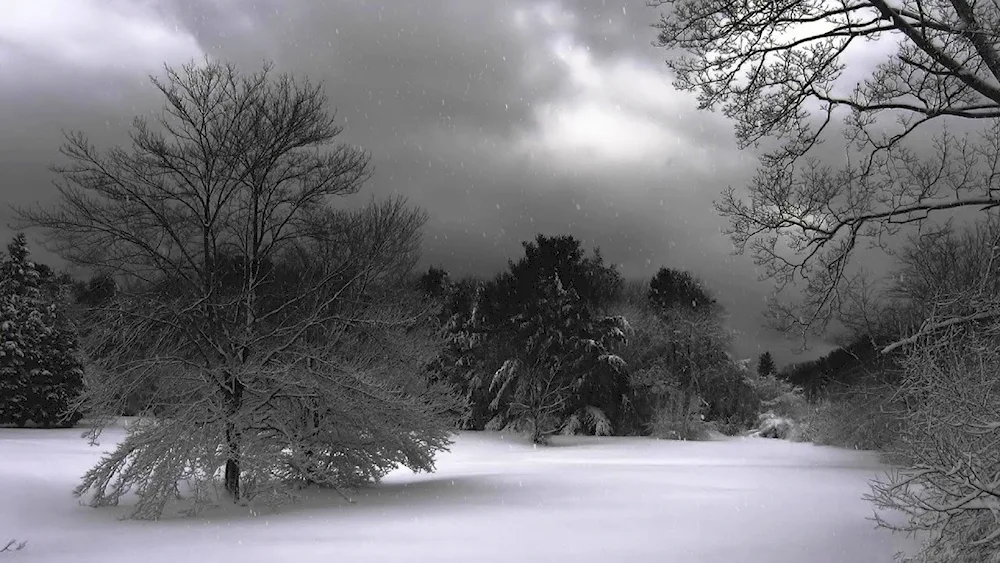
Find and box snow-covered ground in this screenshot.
[0,426,918,562]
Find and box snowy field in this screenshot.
[0,425,918,563]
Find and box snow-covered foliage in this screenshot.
[428,235,632,441]
[743,373,809,441]
[561,405,613,437]
[76,293,459,519]
[749,412,796,440]
[486,274,629,444]
[0,234,83,428]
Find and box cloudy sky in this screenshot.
[0,0,844,366]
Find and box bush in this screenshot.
[749,412,796,439]
[744,377,808,440]
[760,389,809,420]
[796,384,906,451]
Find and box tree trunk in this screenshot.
[225,254,257,502]
[531,413,543,444]
[224,425,240,500]
[224,376,245,501]
[680,385,692,439]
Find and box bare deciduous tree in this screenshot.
[650,0,1000,337]
[853,215,1000,560]
[882,212,1000,352]
[16,59,455,518]
[868,320,1000,561]
[655,306,731,439]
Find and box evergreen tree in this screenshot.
[427,235,628,434]
[468,235,631,439]
[487,274,629,443]
[499,234,622,315]
[419,273,494,428]
[648,267,715,313]
[757,351,776,378]
[417,266,451,300]
[0,234,84,428]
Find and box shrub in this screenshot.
[798,384,906,451]
[738,375,810,440]
[749,412,796,439]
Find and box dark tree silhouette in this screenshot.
[756,352,776,378]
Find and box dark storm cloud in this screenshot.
[0,0,838,365]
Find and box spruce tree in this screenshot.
[0,234,84,428]
[757,351,776,378]
[430,278,505,430]
[648,267,715,313]
[487,274,628,443]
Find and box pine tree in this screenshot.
[487,275,629,443]
[0,235,84,428]
[432,279,506,430]
[757,351,776,378]
[648,267,715,313]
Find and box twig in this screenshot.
[1,539,26,553]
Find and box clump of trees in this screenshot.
[630,267,734,438]
[423,243,789,443]
[16,60,457,519]
[0,234,83,428]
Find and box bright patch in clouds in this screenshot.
[512,2,720,172]
[527,99,676,166]
[0,0,203,75]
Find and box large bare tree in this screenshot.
[650,0,1000,339]
[16,60,455,518]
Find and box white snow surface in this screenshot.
[0,425,919,562]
